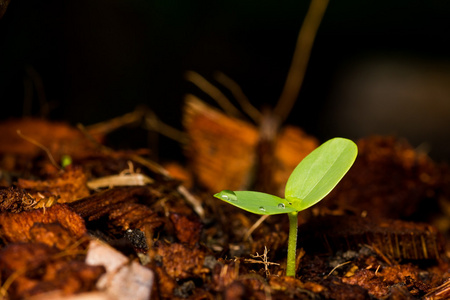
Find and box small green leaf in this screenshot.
[61,155,72,168]
[214,190,297,215]
[285,138,357,211]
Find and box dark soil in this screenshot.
[0,118,448,299]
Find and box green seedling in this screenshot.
[61,155,73,168]
[214,137,358,277]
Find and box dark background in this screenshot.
[1,0,450,161]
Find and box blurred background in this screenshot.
[1,0,450,161]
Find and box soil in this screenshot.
[0,118,448,299]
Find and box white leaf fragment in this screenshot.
[87,173,153,190]
[85,239,154,300]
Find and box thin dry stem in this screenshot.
[424,278,450,300]
[324,260,351,279]
[0,268,26,300]
[295,248,306,272]
[245,246,279,277]
[213,71,262,124]
[184,71,244,118]
[85,106,147,138]
[144,110,188,144]
[16,130,61,170]
[243,214,270,241]
[274,0,329,122]
[365,244,394,266]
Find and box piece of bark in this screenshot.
[68,186,154,221]
[108,202,163,232]
[298,215,443,260]
[151,265,177,298]
[182,96,318,195]
[18,166,90,203]
[169,213,202,245]
[29,222,80,250]
[0,186,35,212]
[342,264,429,298]
[323,136,443,219]
[153,242,209,280]
[210,259,241,292]
[28,291,110,300]
[68,187,165,235]
[0,243,104,299]
[0,204,87,244]
[0,118,99,163]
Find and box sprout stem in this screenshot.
[286,212,298,277]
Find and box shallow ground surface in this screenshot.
[0,118,448,299]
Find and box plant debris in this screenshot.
[0,118,448,299]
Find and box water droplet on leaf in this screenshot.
[259,206,266,211]
[218,190,238,201]
[278,203,286,209]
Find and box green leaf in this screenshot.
[285,138,357,211]
[61,154,72,168]
[214,190,297,215]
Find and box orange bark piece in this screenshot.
[0,204,87,244]
[325,136,442,219]
[183,95,259,192]
[108,202,164,232]
[0,243,104,299]
[169,213,202,245]
[163,162,193,189]
[0,118,99,166]
[342,269,389,298]
[273,125,318,195]
[183,96,318,194]
[29,222,79,250]
[18,166,90,203]
[156,242,209,280]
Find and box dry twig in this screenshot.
[244,246,280,277]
